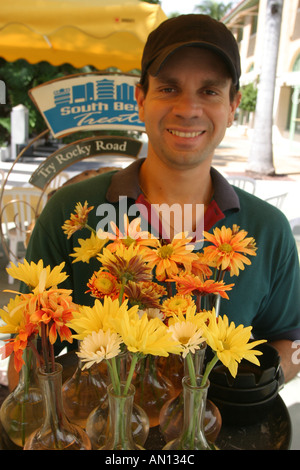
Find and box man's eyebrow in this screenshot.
[154,74,230,88]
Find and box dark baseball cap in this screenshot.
[141,14,241,90]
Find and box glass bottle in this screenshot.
[86,352,149,448]
[159,345,222,444]
[24,363,91,450]
[0,348,44,449]
[132,354,175,427]
[62,359,107,429]
[99,382,144,450]
[163,376,216,450]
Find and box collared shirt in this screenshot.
[25,158,300,343]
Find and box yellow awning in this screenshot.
[0,0,167,72]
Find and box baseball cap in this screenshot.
[141,14,241,90]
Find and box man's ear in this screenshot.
[135,85,145,122]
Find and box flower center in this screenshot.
[219,243,233,253]
[158,245,174,259]
[122,236,136,247]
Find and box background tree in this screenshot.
[247,0,284,175]
[194,0,234,20]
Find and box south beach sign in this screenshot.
[29,73,145,138]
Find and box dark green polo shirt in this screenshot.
[24,159,300,342]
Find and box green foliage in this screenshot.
[0,58,95,145]
[239,83,257,112]
[194,1,234,20]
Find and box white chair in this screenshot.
[226,175,256,194]
[264,193,288,210]
[47,171,69,190]
[0,187,48,283]
[289,218,300,240]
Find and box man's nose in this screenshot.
[172,92,203,119]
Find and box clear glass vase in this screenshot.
[157,353,184,396]
[62,359,107,429]
[132,354,176,427]
[163,376,216,450]
[99,382,144,450]
[0,348,44,449]
[24,363,91,450]
[159,346,222,444]
[86,353,149,448]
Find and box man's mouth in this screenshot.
[167,129,205,138]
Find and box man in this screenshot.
[23,15,300,382]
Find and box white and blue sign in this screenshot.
[29,73,145,138]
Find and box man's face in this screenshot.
[136,47,241,171]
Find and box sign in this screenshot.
[29,73,145,138]
[29,136,142,189]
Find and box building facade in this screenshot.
[223,0,300,142]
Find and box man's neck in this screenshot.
[139,156,213,239]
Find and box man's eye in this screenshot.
[203,89,217,96]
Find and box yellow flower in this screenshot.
[202,311,266,378]
[203,225,257,277]
[161,294,195,318]
[69,297,139,340]
[0,295,28,335]
[98,244,153,284]
[114,310,181,357]
[77,329,123,369]
[6,260,68,291]
[62,201,94,238]
[143,232,198,282]
[70,233,108,263]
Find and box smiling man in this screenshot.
[23,15,300,382]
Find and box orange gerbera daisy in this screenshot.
[143,233,198,282]
[169,273,234,299]
[97,215,158,252]
[203,225,257,276]
[161,294,195,317]
[62,201,94,239]
[86,271,120,300]
[191,252,213,280]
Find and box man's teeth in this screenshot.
[168,130,204,137]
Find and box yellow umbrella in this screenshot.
[0,0,167,72]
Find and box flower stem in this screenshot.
[201,353,219,387]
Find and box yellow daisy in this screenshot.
[202,311,266,378]
[114,310,181,357]
[70,233,108,263]
[69,297,139,340]
[6,259,68,291]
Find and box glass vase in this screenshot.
[157,353,184,396]
[24,363,91,450]
[132,354,176,427]
[0,348,44,449]
[86,353,149,448]
[163,376,216,450]
[159,346,222,444]
[62,359,107,429]
[99,382,144,450]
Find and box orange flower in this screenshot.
[143,233,198,282]
[203,225,257,276]
[62,201,94,239]
[27,289,76,344]
[97,215,158,252]
[124,280,167,309]
[169,273,234,299]
[191,252,213,280]
[86,271,120,300]
[161,294,196,317]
